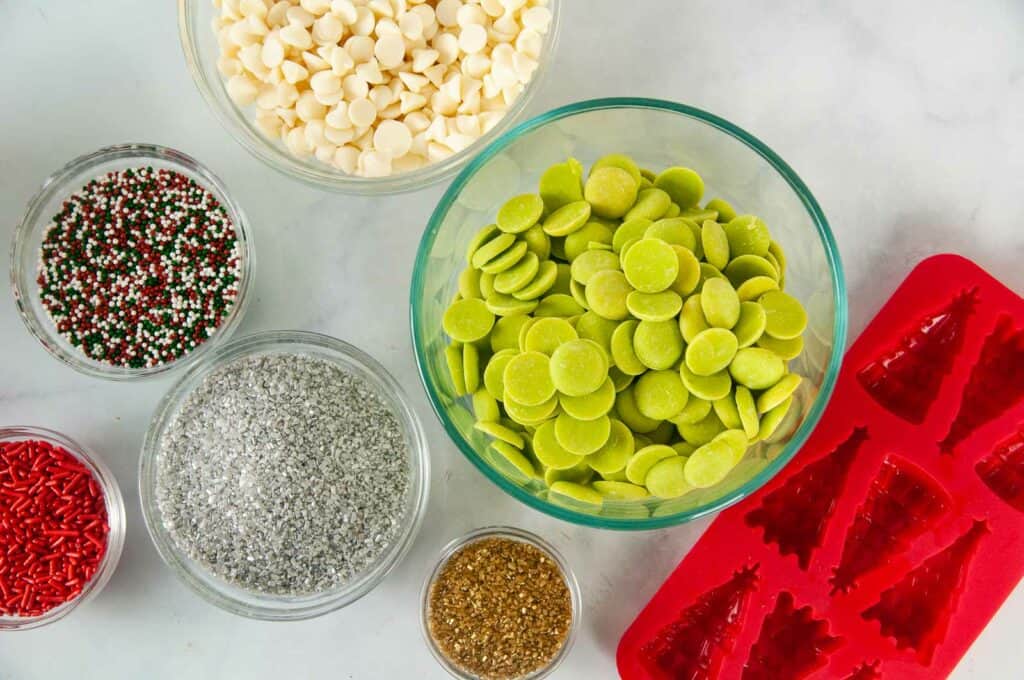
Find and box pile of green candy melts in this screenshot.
[441,154,808,513]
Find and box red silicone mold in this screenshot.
[618,255,1024,679]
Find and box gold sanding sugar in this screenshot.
[427,536,573,679]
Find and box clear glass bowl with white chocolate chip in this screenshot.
[180,0,560,194]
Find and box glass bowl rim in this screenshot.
[0,425,127,631]
[9,142,255,382]
[419,525,581,680]
[410,96,848,530]
[176,0,562,195]
[138,329,431,620]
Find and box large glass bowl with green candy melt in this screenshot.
[411,98,846,530]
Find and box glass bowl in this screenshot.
[0,426,126,631]
[421,526,580,680]
[178,0,561,194]
[10,143,254,382]
[411,97,847,530]
[139,330,430,620]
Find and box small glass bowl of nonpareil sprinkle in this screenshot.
[421,526,580,680]
[140,330,430,620]
[11,143,254,381]
[0,426,126,631]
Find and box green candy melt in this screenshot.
[496,194,544,234]
[729,347,785,390]
[555,413,611,456]
[585,166,638,219]
[622,238,679,293]
[503,351,556,406]
[634,370,689,421]
[549,339,608,397]
[654,167,704,208]
[443,298,495,343]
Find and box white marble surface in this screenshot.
[1,0,1023,678]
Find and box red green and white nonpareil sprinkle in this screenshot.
[36,167,241,369]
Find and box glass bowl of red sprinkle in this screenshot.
[0,426,126,631]
[10,143,254,381]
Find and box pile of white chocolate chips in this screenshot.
[213,0,553,177]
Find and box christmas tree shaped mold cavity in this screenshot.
[940,315,1024,454]
[862,520,988,664]
[857,289,976,424]
[745,427,867,569]
[830,455,949,594]
[639,565,759,680]
[976,424,1024,513]
[742,591,842,680]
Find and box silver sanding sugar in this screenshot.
[155,352,412,595]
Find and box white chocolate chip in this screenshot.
[345,35,375,62]
[375,18,401,36]
[355,59,386,84]
[218,56,244,77]
[296,91,328,121]
[369,84,395,109]
[352,6,375,35]
[226,74,260,104]
[255,111,282,137]
[331,0,358,25]
[325,101,353,128]
[342,73,370,99]
[286,126,312,155]
[521,6,551,32]
[240,0,268,18]
[427,141,454,162]
[333,145,359,173]
[374,119,413,156]
[398,71,429,92]
[493,12,518,37]
[462,52,491,78]
[456,4,486,27]
[360,149,393,176]
[393,153,427,173]
[286,6,316,28]
[433,31,459,64]
[368,0,394,19]
[424,63,448,87]
[328,46,355,75]
[267,1,289,27]
[313,14,345,44]
[479,110,504,133]
[458,24,487,53]
[310,69,342,94]
[261,33,285,67]
[314,88,344,105]
[480,0,504,17]
[280,23,314,49]
[315,143,337,163]
[411,48,439,72]
[276,81,300,105]
[399,12,423,39]
[300,0,331,16]
[348,97,378,127]
[400,91,428,113]
[435,0,462,27]
[324,125,355,145]
[374,33,406,68]
[515,28,542,59]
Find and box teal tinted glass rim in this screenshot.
[411,97,848,530]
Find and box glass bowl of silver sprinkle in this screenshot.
[139,330,430,620]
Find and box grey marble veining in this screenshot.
[1,0,1022,677]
